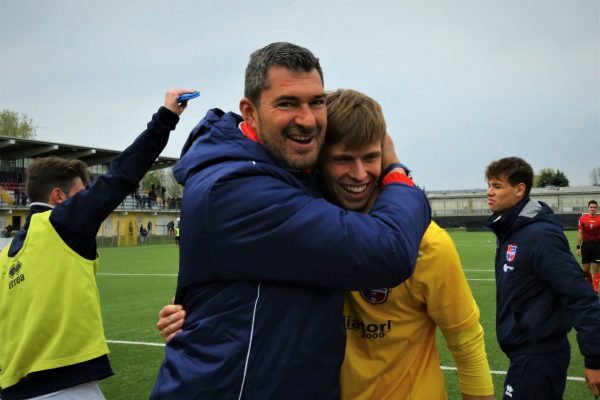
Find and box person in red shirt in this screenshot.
[577,200,600,291]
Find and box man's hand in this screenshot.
[381,133,400,170]
[585,368,600,397]
[156,304,186,342]
[164,88,198,116]
[577,248,582,257]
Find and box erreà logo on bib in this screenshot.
[8,261,25,289]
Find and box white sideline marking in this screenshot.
[98,273,177,277]
[97,271,493,277]
[440,365,585,382]
[98,273,494,282]
[106,340,586,383]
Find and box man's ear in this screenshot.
[239,98,259,131]
[49,187,65,205]
[516,182,527,198]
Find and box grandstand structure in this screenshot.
[0,135,180,243]
[429,186,600,230]
[0,134,597,238]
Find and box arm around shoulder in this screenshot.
[203,171,430,290]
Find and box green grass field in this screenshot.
[97,231,591,399]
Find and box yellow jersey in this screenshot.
[341,222,493,399]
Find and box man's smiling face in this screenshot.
[245,66,327,169]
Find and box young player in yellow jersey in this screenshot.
[157,89,494,399]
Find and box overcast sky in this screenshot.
[1,0,598,190]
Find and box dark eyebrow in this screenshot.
[274,93,326,102]
[273,95,300,102]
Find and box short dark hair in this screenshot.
[485,157,534,197]
[589,200,598,207]
[26,156,90,202]
[244,42,323,105]
[324,89,386,149]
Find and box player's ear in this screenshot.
[515,182,526,198]
[240,98,259,131]
[49,187,65,205]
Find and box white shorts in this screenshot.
[25,381,104,400]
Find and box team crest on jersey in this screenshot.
[506,245,517,262]
[360,288,389,304]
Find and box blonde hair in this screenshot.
[325,89,386,148]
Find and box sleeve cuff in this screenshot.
[156,106,180,128]
[382,162,412,177]
[382,171,414,187]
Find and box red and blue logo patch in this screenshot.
[506,244,518,262]
[360,288,389,304]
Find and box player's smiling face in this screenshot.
[242,66,327,170]
[320,140,382,212]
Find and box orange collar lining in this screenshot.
[239,121,260,143]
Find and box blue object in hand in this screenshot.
[177,91,200,103]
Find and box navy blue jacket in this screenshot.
[488,198,600,368]
[151,109,431,399]
[0,107,179,400]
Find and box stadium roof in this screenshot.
[0,135,177,171]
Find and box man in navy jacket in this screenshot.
[486,156,600,399]
[150,42,431,399]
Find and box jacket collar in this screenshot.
[239,121,260,143]
[487,197,530,238]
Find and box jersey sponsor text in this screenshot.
[345,314,392,339]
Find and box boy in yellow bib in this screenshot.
[0,89,194,400]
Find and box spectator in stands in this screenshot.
[134,190,142,209]
[140,225,148,244]
[13,188,21,206]
[148,188,157,209]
